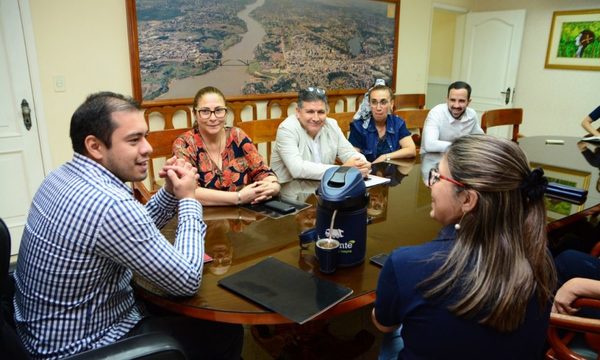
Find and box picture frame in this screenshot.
[126,0,400,102]
[530,162,592,220]
[544,9,600,71]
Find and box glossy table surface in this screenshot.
[135,158,441,324]
[136,136,600,324]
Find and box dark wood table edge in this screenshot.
[136,286,376,325]
[546,202,600,233]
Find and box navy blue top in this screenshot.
[374,226,550,360]
[348,114,411,162]
[590,105,600,122]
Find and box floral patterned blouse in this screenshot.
[173,127,276,191]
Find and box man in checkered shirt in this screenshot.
[14,92,242,359]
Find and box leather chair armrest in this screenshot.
[68,332,186,360]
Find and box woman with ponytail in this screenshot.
[372,134,556,359]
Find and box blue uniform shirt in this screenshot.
[348,113,411,162]
[374,226,550,359]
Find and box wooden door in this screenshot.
[0,0,46,254]
[458,9,526,138]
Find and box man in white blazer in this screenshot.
[271,87,371,183]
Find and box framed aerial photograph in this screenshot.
[126,0,399,102]
[545,9,600,71]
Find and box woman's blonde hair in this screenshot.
[420,135,556,332]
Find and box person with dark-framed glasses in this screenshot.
[173,86,280,205]
[271,86,371,183]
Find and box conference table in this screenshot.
[135,136,600,325]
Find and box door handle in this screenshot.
[21,99,32,130]
[500,87,511,105]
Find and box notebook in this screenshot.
[218,257,353,324]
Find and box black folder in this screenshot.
[218,257,353,324]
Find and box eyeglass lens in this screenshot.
[197,108,227,119]
[370,99,389,107]
[428,167,465,187]
[428,168,438,186]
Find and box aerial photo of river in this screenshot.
[136,0,395,100]
[158,0,266,98]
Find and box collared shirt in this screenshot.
[348,113,412,162]
[271,115,365,183]
[14,153,206,359]
[421,103,484,153]
[309,134,322,163]
[173,126,275,191]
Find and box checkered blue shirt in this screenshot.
[14,153,206,359]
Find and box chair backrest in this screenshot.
[147,127,193,191]
[237,118,284,165]
[132,127,192,204]
[394,109,429,148]
[546,297,600,359]
[394,93,426,110]
[0,218,9,284]
[331,112,355,136]
[0,218,31,359]
[481,108,523,142]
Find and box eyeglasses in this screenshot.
[428,166,465,187]
[369,99,390,107]
[195,107,228,119]
[305,87,326,95]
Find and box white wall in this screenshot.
[30,0,132,167]
[395,0,473,94]
[471,0,600,137]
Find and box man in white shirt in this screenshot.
[271,87,371,183]
[421,81,484,153]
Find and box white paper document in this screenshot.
[364,174,391,188]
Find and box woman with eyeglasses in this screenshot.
[372,135,556,359]
[173,86,280,205]
[348,81,416,163]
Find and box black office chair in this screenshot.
[0,218,187,360]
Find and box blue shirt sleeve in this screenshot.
[348,120,364,149]
[589,105,600,122]
[396,117,412,141]
[374,253,404,327]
